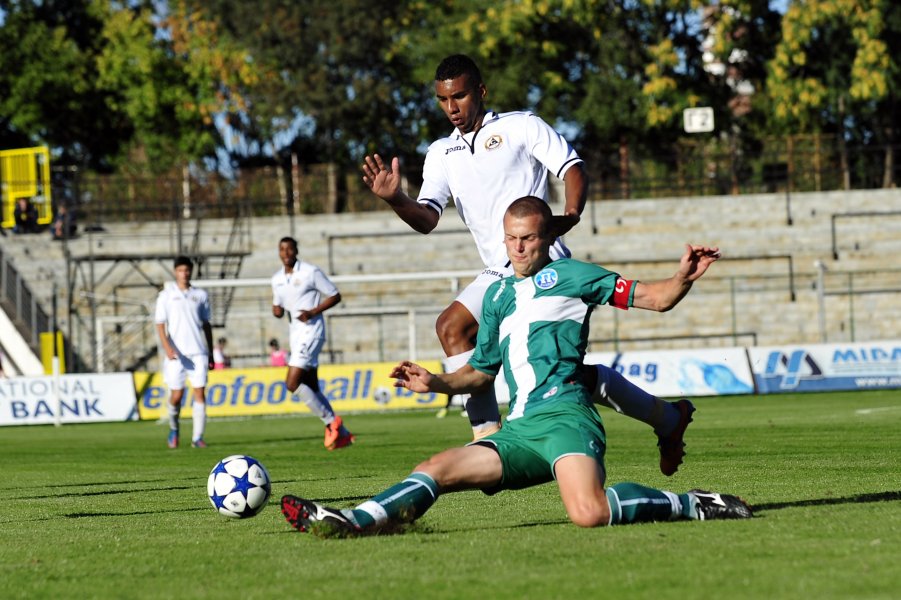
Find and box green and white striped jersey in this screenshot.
[469,258,635,420]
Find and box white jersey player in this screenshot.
[155,255,213,449]
[362,54,695,476]
[271,236,354,450]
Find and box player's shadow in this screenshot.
[217,435,322,447]
[752,490,901,512]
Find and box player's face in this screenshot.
[278,241,298,267]
[174,264,192,289]
[435,74,487,134]
[504,213,552,278]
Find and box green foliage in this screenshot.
[0,1,898,187]
[0,0,132,169]
[768,0,891,132]
[2,391,900,598]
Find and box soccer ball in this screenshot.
[207,455,272,518]
[373,386,392,405]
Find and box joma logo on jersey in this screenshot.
[534,268,558,289]
[484,134,503,150]
[445,145,466,155]
[764,350,823,388]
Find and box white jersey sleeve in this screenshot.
[311,265,339,298]
[524,113,583,179]
[154,289,167,324]
[416,139,452,216]
[271,274,283,308]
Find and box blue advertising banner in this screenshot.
[583,347,755,398]
[748,341,901,393]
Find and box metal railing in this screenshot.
[0,243,51,351]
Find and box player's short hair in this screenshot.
[506,196,552,236]
[435,54,483,86]
[174,255,193,269]
[279,236,298,251]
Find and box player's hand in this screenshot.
[678,244,721,282]
[549,213,580,238]
[297,310,313,323]
[390,360,432,393]
[361,154,401,200]
[166,348,177,360]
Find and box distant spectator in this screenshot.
[268,338,288,367]
[212,337,231,370]
[13,197,39,234]
[50,202,78,240]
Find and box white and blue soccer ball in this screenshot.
[207,455,272,518]
[373,386,392,405]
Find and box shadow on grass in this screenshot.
[14,474,374,500]
[753,490,901,512]
[64,506,208,518]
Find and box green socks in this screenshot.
[606,482,685,524]
[347,472,439,529]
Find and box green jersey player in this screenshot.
[362,54,695,476]
[281,197,752,534]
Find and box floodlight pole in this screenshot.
[52,282,62,427]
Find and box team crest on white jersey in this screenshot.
[484,134,503,151]
[534,268,558,289]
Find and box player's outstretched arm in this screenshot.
[361,154,439,234]
[391,361,494,395]
[632,244,721,312]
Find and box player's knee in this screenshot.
[434,314,464,349]
[412,456,445,484]
[435,308,478,352]
[566,499,611,528]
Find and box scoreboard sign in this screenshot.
[683,107,715,133]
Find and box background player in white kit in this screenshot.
[362,54,694,475]
[272,236,354,450]
[155,255,213,449]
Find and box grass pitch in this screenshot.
[2,390,899,599]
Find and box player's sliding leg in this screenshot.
[555,456,752,525]
[589,364,695,475]
[605,483,751,522]
[555,455,684,526]
[281,445,501,533]
[605,482,693,524]
[282,472,441,534]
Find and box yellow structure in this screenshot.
[40,331,67,374]
[1,146,53,229]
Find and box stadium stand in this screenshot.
[2,187,901,373]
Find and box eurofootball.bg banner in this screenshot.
[134,361,444,420]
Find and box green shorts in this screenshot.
[472,401,606,495]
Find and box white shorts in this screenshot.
[288,327,325,369]
[454,264,513,323]
[163,354,209,390]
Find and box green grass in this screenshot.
[2,390,900,599]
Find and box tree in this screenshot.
[767,0,892,188]
[0,0,132,169]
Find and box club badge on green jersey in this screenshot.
[534,268,558,290]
